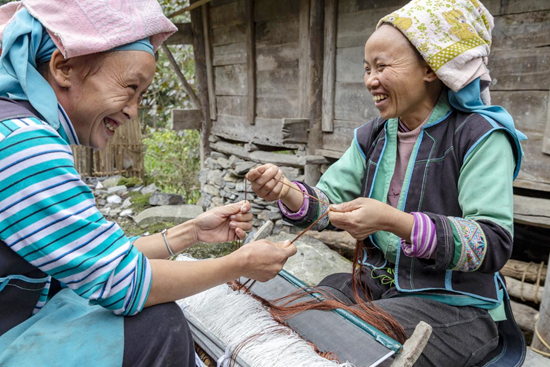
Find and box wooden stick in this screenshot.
[160,43,202,110]
[167,0,212,18]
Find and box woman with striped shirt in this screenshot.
[0,1,296,366]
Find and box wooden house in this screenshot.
[167,0,550,356]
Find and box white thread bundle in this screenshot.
[176,255,355,367]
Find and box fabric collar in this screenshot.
[56,103,79,146]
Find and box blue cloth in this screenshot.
[448,78,527,179]
[0,8,153,130]
[0,289,124,367]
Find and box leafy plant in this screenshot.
[143,127,201,203]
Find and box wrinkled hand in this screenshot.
[193,201,253,243]
[247,164,290,202]
[328,198,390,240]
[235,239,297,282]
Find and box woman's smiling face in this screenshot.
[364,25,438,126]
[53,51,156,150]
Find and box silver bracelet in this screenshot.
[161,228,176,257]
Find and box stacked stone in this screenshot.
[198,152,304,235]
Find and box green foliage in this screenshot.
[128,192,153,213]
[183,242,241,259]
[143,127,201,203]
[118,177,143,188]
[141,0,195,129]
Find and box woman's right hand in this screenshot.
[247,164,290,201]
[234,239,297,281]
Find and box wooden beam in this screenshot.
[282,118,309,144]
[322,0,337,132]
[165,23,194,45]
[168,0,212,18]
[202,5,217,120]
[510,300,538,335]
[514,195,550,229]
[304,0,324,186]
[245,0,256,125]
[191,0,213,166]
[160,43,202,110]
[531,253,550,356]
[315,148,343,159]
[211,140,305,167]
[390,321,432,367]
[542,87,550,155]
[172,109,202,130]
[298,0,310,118]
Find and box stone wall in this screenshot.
[198,150,305,236]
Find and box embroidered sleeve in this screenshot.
[279,182,332,231]
[448,217,487,272]
[400,212,438,259]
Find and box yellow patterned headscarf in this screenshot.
[378,0,493,94]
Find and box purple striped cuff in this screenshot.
[400,212,437,259]
[278,182,309,220]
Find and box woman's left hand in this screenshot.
[329,198,414,241]
[192,201,253,243]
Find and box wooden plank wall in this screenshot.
[208,0,302,147]
[325,0,550,192]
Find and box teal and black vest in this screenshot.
[356,109,519,302]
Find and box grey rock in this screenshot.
[110,208,122,217]
[98,199,107,207]
[119,209,133,218]
[106,195,122,204]
[207,170,224,187]
[95,189,108,196]
[235,182,246,192]
[134,205,204,228]
[141,183,160,195]
[257,211,269,221]
[270,232,352,286]
[149,193,185,206]
[205,157,221,170]
[218,157,231,169]
[280,167,302,182]
[130,185,143,192]
[524,349,550,367]
[228,155,239,166]
[121,198,132,209]
[202,184,219,197]
[211,197,225,207]
[107,185,127,195]
[95,181,104,190]
[99,207,111,216]
[233,161,256,176]
[230,194,237,200]
[223,174,238,183]
[210,151,226,159]
[225,182,236,189]
[199,170,209,185]
[101,176,122,189]
[267,211,282,221]
[273,220,284,234]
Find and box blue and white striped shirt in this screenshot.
[0,106,151,316]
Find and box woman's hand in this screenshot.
[247,164,289,201]
[329,198,414,241]
[192,201,253,243]
[247,164,304,211]
[233,239,297,281]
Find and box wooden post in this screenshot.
[245,0,256,125]
[542,87,550,155]
[191,0,212,167]
[298,0,310,118]
[202,5,217,120]
[160,43,202,110]
[322,0,337,133]
[531,254,550,356]
[304,0,324,186]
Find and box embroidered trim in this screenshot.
[311,186,330,231]
[449,217,487,272]
[278,182,310,219]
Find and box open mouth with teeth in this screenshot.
[373,94,389,102]
[103,118,118,133]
